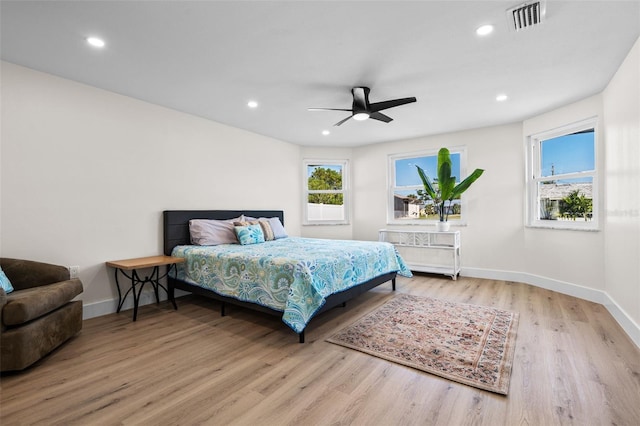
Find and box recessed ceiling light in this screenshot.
[86,37,105,48]
[322,130,330,136]
[476,25,494,36]
[247,100,258,108]
[496,94,508,102]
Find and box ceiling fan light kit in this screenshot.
[308,86,417,127]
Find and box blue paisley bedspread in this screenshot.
[171,237,412,333]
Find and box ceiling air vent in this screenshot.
[507,1,545,31]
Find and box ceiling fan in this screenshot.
[308,87,417,126]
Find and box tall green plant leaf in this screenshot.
[416,165,437,200]
[414,147,484,222]
[437,148,452,185]
[437,149,455,201]
[451,168,485,199]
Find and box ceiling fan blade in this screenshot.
[351,87,370,110]
[308,88,415,127]
[369,97,417,112]
[334,116,353,126]
[308,108,352,112]
[369,112,393,123]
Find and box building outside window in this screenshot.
[526,117,598,230]
[303,159,349,225]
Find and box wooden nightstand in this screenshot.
[105,255,185,321]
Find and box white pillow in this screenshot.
[189,217,242,245]
[266,217,287,239]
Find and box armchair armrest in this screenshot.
[0,258,70,291]
[0,288,6,332]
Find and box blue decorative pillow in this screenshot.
[235,224,265,245]
[0,267,14,294]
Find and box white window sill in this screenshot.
[386,221,468,227]
[526,223,600,232]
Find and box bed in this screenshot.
[163,210,412,342]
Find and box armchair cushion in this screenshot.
[2,279,83,326]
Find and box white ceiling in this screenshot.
[1,1,639,147]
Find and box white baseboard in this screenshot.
[462,267,640,349]
[82,289,190,320]
[601,296,640,348]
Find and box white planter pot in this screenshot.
[436,221,450,232]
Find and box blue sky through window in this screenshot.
[541,130,594,178]
[307,164,342,177]
[395,153,461,187]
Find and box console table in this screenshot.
[106,255,185,321]
[379,229,460,280]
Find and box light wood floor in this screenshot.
[1,274,639,425]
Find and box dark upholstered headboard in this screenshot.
[163,210,285,256]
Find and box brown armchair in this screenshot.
[0,258,83,371]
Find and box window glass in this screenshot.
[538,177,594,221]
[389,150,465,223]
[540,130,595,177]
[304,161,348,224]
[527,119,598,229]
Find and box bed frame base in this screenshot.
[168,272,397,343]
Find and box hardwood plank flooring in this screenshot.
[1,274,639,425]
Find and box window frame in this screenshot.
[526,116,599,231]
[303,159,350,225]
[387,146,469,225]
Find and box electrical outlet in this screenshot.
[69,265,80,279]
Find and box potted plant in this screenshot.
[416,148,484,231]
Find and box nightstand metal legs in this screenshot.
[114,263,178,321]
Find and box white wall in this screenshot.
[602,37,640,333]
[351,123,526,284]
[350,95,608,292]
[318,104,607,292]
[521,95,606,291]
[344,96,604,299]
[0,62,302,317]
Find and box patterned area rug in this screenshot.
[326,294,519,395]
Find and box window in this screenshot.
[388,147,467,224]
[526,117,598,230]
[303,159,349,225]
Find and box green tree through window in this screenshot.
[308,167,343,205]
[560,190,592,220]
[303,160,349,224]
